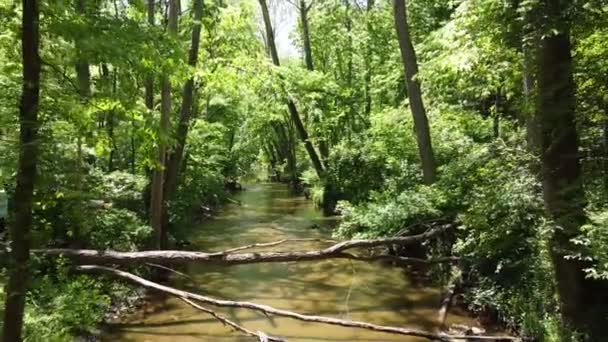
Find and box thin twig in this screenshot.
[145,263,191,279]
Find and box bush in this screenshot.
[23,268,112,341]
[88,208,151,251]
[335,185,447,238]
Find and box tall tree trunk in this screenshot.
[73,0,92,245]
[149,0,178,250]
[393,0,436,185]
[536,4,605,335]
[163,0,204,204]
[298,0,329,165]
[75,0,91,100]
[604,110,608,194]
[2,0,41,340]
[493,87,501,139]
[364,0,374,116]
[145,0,155,110]
[101,64,117,172]
[299,0,314,71]
[143,0,155,218]
[258,0,325,179]
[524,48,539,152]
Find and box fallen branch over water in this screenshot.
[77,265,520,341]
[178,297,286,342]
[220,238,338,254]
[35,226,452,266]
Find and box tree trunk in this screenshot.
[536,7,605,336]
[258,0,325,179]
[298,0,330,168]
[299,0,314,71]
[493,87,500,139]
[145,0,155,110]
[75,0,90,101]
[604,111,608,194]
[149,0,178,250]
[393,0,436,185]
[163,0,204,204]
[364,0,374,116]
[2,0,41,340]
[73,0,92,245]
[142,0,155,217]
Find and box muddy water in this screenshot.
[103,183,476,342]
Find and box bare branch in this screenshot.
[34,226,450,266]
[77,265,520,341]
[179,297,285,342]
[305,0,314,13]
[145,263,191,279]
[220,238,337,254]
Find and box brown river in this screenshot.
[102,183,477,342]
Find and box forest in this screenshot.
[0,0,607,341]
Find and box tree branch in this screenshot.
[178,297,285,342]
[77,265,520,341]
[34,226,451,266]
[220,238,337,254]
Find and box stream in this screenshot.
[102,183,477,342]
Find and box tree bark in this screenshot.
[163,0,204,204]
[393,0,437,185]
[149,0,178,250]
[2,0,41,340]
[258,0,325,179]
[145,0,155,110]
[604,111,608,193]
[364,0,374,116]
[535,3,605,335]
[33,226,451,266]
[299,0,314,71]
[74,0,91,241]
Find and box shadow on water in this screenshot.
[102,183,478,342]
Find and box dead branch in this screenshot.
[76,265,521,342]
[220,238,337,254]
[145,263,191,279]
[437,266,462,331]
[35,226,450,267]
[179,297,285,342]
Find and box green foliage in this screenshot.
[88,208,151,251]
[170,119,230,224]
[336,185,446,238]
[1,0,607,339]
[16,260,112,342]
[576,210,608,280]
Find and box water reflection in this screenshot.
[102,183,475,342]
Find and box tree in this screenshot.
[145,0,154,110]
[299,0,314,72]
[258,0,325,180]
[393,0,436,184]
[2,0,42,340]
[535,0,606,336]
[163,0,204,231]
[149,0,178,250]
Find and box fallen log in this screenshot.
[76,265,522,342]
[34,226,453,266]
